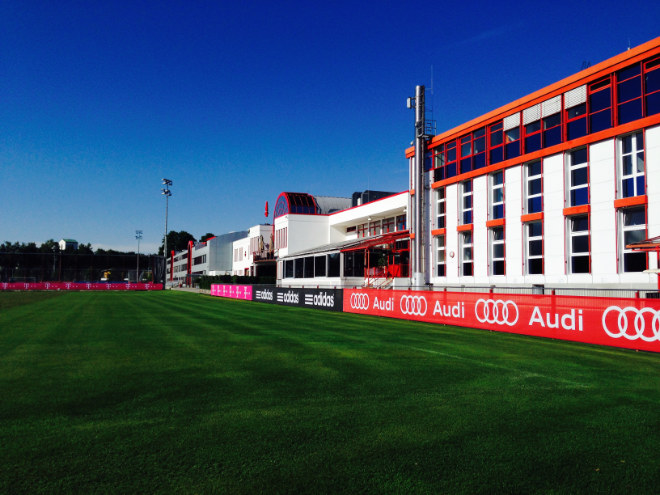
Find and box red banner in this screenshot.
[0,282,162,291]
[344,289,660,353]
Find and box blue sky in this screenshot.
[1,1,659,253]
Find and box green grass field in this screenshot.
[1,291,659,494]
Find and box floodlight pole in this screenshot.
[135,230,143,283]
[161,179,172,287]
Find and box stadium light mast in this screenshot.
[161,179,172,286]
[135,230,143,283]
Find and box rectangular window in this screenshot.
[588,77,612,133]
[543,112,562,147]
[436,235,446,277]
[294,258,304,278]
[567,148,589,206]
[369,221,379,237]
[645,56,660,116]
[433,144,446,182]
[568,215,590,274]
[490,172,504,220]
[444,140,458,179]
[617,63,643,124]
[489,121,504,164]
[524,119,542,153]
[460,231,473,276]
[382,217,395,233]
[328,253,340,277]
[566,102,587,140]
[490,227,505,275]
[618,132,645,198]
[358,223,369,238]
[460,180,473,225]
[285,259,294,278]
[525,160,543,214]
[619,207,647,272]
[436,187,446,229]
[315,255,327,277]
[526,221,543,274]
[504,124,521,159]
[396,215,407,231]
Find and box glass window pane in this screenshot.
[493,260,505,275]
[493,244,504,258]
[568,104,586,118]
[493,189,504,202]
[571,148,588,164]
[529,221,542,237]
[493,228,504,241]
[618,99,643,125]
[624,229,645,245]
[617,76,642,103]
[544,127,562,147]
[572,255,590,273]
[571,168,588,186]
[590,88,611,112]
[567,118,587,140]
[528,161,542,176]
[618,64,641,81]
[590,110,612,133]
[528,178,542,195]
[525,121,541,133]
[571,188,589,206]
[624,208,645,226]
[505,141,521,158]
[624,252,646,272]
[525,134,541,153]
[572,235,589,253]
[529,258,543,274]
[505,127,520,141]
[490,147,503,164]
[622,155,633,175]
[572,216,589,232]
[493,205,504,219]
[529,239,543,256]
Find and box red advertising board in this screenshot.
[0,282,162,291]
[344,289,660,353]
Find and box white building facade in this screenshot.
[416,36,660,291]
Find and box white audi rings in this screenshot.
[474,299,519,326]
[602,306,660,342]
[350,293,370,310]
[400,295,428,316]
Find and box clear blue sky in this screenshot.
[1,1,658,253]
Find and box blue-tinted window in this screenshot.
[590,87,611,112]
[525,134,542,153]
[490,147,503,164]
[492,204,504,219]
[646,68,660,93]
[646,91,660,116]
[570,188,588,206]
[528,178,542,195]
[567,119,587,140]
[590,110,612,133]
[618,99,643,124]
[543,126,562,147]
[463,210,472,224]
[460,158,472,173]
[505,141,520,159]
[446,163,457,178]
[617,76,642,103]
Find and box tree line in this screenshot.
[1,231,216,256]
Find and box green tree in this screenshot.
[200,233,215,242]
[158,231,196,256]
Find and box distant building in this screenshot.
[167,231,247,286]
[58,239,78,251]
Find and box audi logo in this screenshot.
[602,306,660,342]
[350,293,370,311]
[474,299,519,326]
[400,295,428,316]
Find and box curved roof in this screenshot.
[273,192,351,218]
